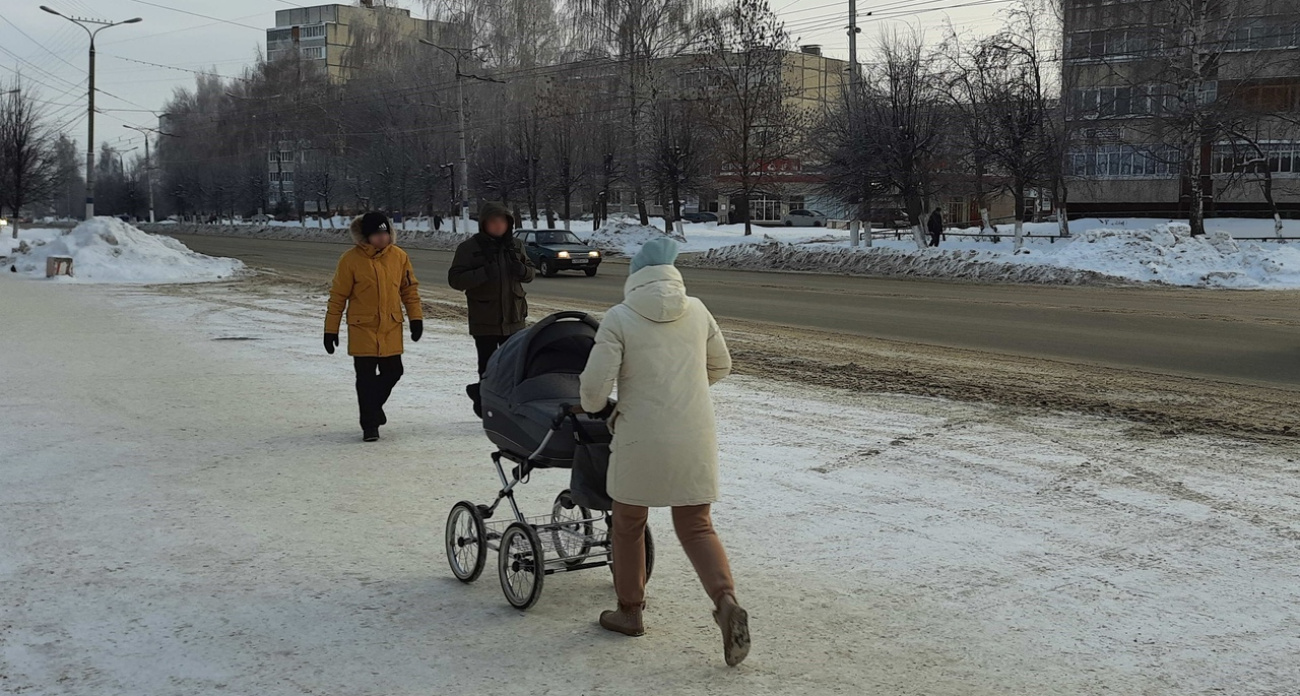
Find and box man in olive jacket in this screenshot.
[448,201,535,415]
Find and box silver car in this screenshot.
[782,209,827,227]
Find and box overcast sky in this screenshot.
[0,0,1008,152]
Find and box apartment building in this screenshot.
[1065,0,1300,216]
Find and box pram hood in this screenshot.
[481,311,606,466]
[481,311,600,404]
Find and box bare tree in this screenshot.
[572,0,712,226]
[947,14,1055,250]
[649,99,712,237]
[700,0,808,236]
[0,81,55,237]
[819,33,949,250]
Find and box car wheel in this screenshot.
[584,267,598,277]
[539,258,556,278]
[785,220,793,227]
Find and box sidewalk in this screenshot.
[1,275,1297,695]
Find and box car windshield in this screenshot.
[534,231,584,245]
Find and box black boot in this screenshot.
[363,429,380,442]
[466,383,483,418]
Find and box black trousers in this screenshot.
[354,356,404,431]
[475,335,510,377]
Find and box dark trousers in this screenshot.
[474,335,510,377]
[354,356,404,431]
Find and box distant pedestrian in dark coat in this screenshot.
[927,208,944,247]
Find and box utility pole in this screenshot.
[848,0,861,93]
[40,6,142,221]
[847,1,868,247]
[439,163,456,234]
[124,124,175,224]
[420,40,502,230]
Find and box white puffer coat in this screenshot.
[579,264,732,507]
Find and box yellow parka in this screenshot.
[325,217,424,357]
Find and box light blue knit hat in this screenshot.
[630,237,680,274]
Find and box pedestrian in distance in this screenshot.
[928,207,944,247]
[324,212,424,442]
[579,237,750,667]
[433,214,443,232]
[448,201,536,417]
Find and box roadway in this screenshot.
[169,233,1300,390]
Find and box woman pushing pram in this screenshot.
[442,238,748,668]
[579,238,750,667]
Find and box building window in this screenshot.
[1069,145,1180,178]
[1213,142,1300,176]
[299,23,326,39]
[300,46,326,60]
[1227,19,1300,52]
[1067,28,1157,61]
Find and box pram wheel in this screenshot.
[551,490,594,568]
[499,522,545,610]
[445,501,487,583]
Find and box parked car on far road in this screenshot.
[519,229,603,277]
[783,209,827,227]
[682,211,718,223]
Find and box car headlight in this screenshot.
[589,251,600,258]
[557,251,571,259]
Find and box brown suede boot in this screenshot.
[599,603,645,637]
[713,595,750,667]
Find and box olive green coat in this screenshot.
[447,203,536,336]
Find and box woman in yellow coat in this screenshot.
[324,213,423,442]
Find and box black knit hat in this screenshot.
[359,212,391,238]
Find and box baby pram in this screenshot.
[443,311,655,610]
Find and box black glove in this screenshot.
[593,400,616,420]
[410,320,423,342]
[324,333,339,354]
[509,257,528,279]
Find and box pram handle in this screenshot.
[533,311,600,333]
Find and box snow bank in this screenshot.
[139,221,470,252]
[585,216,845,255]
[3,218,245,284]
[1036,224,1300,288]
[690,223,1300,289]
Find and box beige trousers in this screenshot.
[611,501,736,608]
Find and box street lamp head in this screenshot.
[39,6,63,17]
[123,17,143,24]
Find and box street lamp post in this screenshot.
[40,6,142,221]
[124,124,174,224]
[420,40,500,230]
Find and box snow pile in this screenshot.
[3,218,245,283]
[691,223,1300,288]
[585,215,844,255]
[1042,223,1300,288]
[584,218,683,255]
[690,240,1131,285]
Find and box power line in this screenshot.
[123,0,266,32]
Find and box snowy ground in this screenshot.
[2,274,1298,695]
[3,219,243,283]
